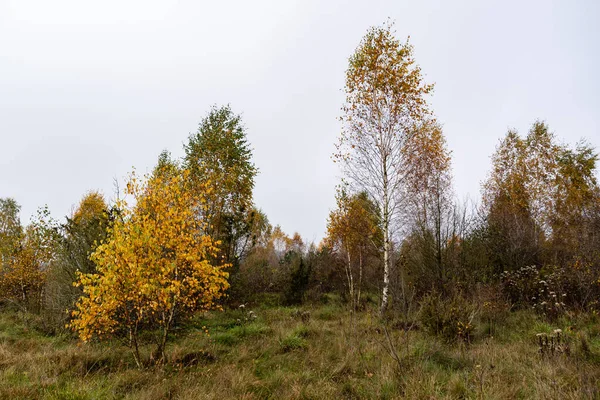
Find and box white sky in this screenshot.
[1,0,598,242]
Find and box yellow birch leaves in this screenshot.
[69,168,229,343]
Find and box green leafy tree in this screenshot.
[184,105,258,269]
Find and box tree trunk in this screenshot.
[381,168,390,314]
[155,317,171,365]
[436,192,443,288]
[130,325,142,369]
[357,247,363,311]
[345,245,354,312]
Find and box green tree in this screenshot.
[184,105,258,269]
[153,149,180,179]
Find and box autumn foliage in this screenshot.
[326,188,381,311]
[0,207,57,312]
[336,22,434,312]
[69,168,229,366]
[1,22,600,393]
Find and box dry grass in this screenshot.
[0,301,599,399]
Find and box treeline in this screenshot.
[325,24,600,329]
[1,22,599,364]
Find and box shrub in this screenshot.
[499,264,595,320]
[544,261,599,311]
[500,265,539,307]
[418,291,475,343]
[476,285,510,337]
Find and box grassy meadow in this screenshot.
[1,295,600,399]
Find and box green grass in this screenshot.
[280,333,308,352]
[0,305,599,399]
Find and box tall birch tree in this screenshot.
[335,23,433,312]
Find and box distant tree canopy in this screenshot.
[0,205,58,312]
[481,121,600,272]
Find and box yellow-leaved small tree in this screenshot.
[69,168,229,367]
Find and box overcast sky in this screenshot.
[1,0,598,242]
